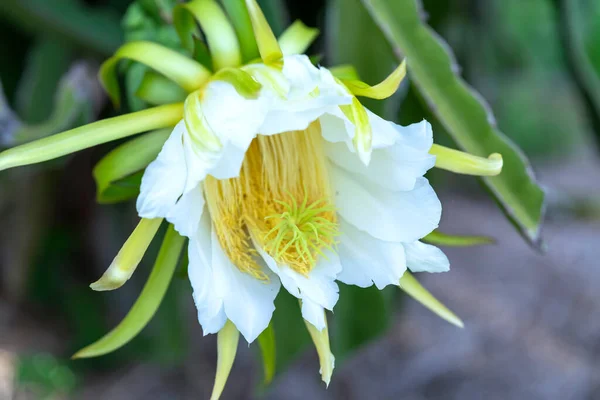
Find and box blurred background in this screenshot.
[1,0,600,399]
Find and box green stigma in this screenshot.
[263,193,340,275]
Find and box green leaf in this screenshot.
[15,38,74,123]
[0,0,121,56]
[257,323,276,384]
[554,0,600,145]
[360,0,546,247]
[72,224,185,358]
[93,129,170,204]
[423,230,494,247]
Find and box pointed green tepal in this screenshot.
[101,41,211,107]
[72,225,185,358]
[210,321,240,400]
[245,0,283,65]
[0,103,183,173]
[399,271,464,328]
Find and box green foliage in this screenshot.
[331,284,394,362]
[0,0,121,56]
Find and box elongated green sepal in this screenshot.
[329,64,360,81]
[341,97,372,165]
[430,144,503,176]
[257,323,276,384]
[423,230,495,247]
[211,320,240,400]
[0,103,183,173]
[221,0,260,62]
[245,0,283,65]
[73,225,185,358]
[278,20,319,56]
[342,59,406,100]
[90,218,163,291]
[174,0,242,70]
[212,68,262,99]
[93,129,170,204]
[399,271,463,328]
[184,91,222,152]
[303,312,335,387]
[101,41,210,107]
[136,71,188,105]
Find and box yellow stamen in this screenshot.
[203,122,338,278]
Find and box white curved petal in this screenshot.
[331,165,441,243]
[202,81,269,150]
[404,241,450,273]
[206,141,248,180]
[324,124,435,192]
[259,56,352,135]
[255,243,341,322]
[301,298,327,331]
[337,218,407,290]
[137,122,187,219]
[166,183,205,238]
[188,211,227,335]
[211,231,280,343]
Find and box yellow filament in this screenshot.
[203,122,338,278]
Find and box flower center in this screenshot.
[203,121,338,279]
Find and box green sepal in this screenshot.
[0,103,183,173]
[245,0,283,66]
[173,0,241,70]
[278,20,319,55]
[193,38,214,71]
[220,0,260,62]
[329,64,361,81]
[423,230,495,247]
[93,129,171,204]
[72,224,185,359]
[100,41,211,107]
[399,271,463,328]
[257,323,276,385]
[135,71,188,105]
[341,59,406,100]
[212,68,263,99]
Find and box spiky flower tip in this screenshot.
[263,192,340,275]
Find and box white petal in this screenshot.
[331,165,441,243]
[137,122,187,219]
[255,244,341,316]
[325,136,435,192]
[337,218,407,290]
[301,298,327,331]
[259,56,352,135]
[188,211,227,335]
[211,231,281,343]
[202,81,269,150]
[404,241,450,273]
[206,141,248,180]
[166,183,205,238]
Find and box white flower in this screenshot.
[136,54,449,343]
